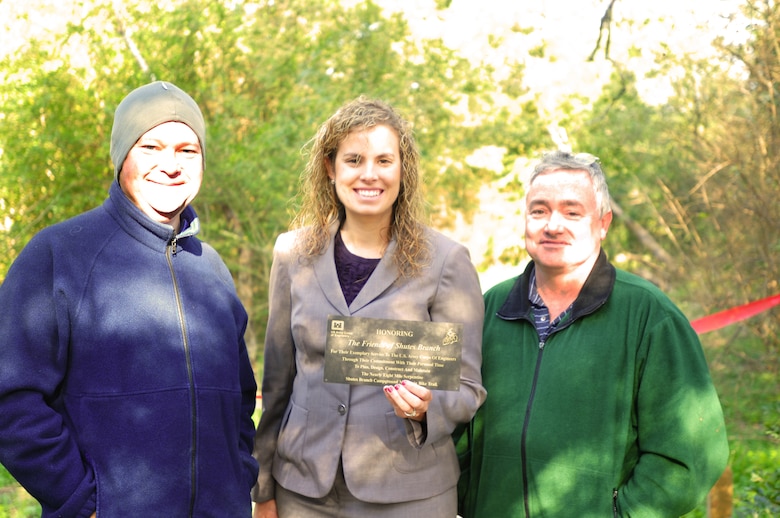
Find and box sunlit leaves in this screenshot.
[0,0,543,355]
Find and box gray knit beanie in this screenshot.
[110,81,206,181]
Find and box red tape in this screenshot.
[690,293,780,334]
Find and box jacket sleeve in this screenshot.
[416,240,487,445]
[617,310,729,516]
[238,332,261,490]
[0,236,97,518]
[251,235,296,503]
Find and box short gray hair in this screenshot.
[529,150,612,217]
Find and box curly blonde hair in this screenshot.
[292,96,430,277]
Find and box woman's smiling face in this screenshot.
[326,124,401,227]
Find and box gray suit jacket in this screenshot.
[252,225,485,504]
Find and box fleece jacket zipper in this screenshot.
[520,339,547,518]
[167,241,197,517]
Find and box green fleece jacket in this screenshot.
[458,251,728,517]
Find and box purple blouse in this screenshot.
[334,231,381,306]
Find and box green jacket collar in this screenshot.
[496,249,616,328]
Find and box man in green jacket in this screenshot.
[458,151,728,517]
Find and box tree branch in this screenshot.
[610,199,678,270]
[589,0,618,61]
[112,1,155,81]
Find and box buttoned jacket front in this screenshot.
[253,224,485,504]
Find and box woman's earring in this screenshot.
[330,179,335,185]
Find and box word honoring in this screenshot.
[376,328,415,337]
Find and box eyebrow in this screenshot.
[528,199,585,209]
[136,137,200,147]
[339,152,396,160]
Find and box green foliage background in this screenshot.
[0,0,778,515]
[0,0,548,358]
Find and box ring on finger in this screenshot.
[404,409,418,418]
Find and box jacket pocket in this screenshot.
[383,411,436,473]
[276,400,309,465]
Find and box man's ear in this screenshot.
[600,210,613,240]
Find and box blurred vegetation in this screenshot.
[0,0,777,515]
[0,0,547,360]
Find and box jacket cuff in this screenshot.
[41,470,96,518]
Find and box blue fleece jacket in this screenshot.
[0,182,259,517]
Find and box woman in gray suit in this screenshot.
[252,97,486,518]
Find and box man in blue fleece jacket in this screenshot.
[0,81,259,517]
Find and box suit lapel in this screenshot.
[313,229,350,315]
[312,224,402,316]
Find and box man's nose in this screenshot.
[160,148,181,174]
[545,212,564,232]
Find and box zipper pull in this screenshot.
[170,236,178,256]
[612,488,618,517]
[538,340,545,350]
